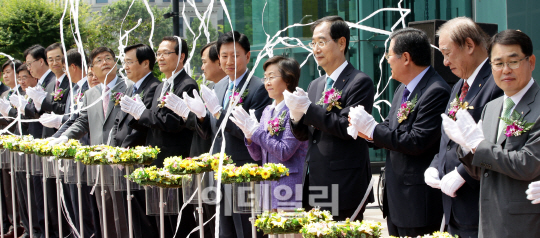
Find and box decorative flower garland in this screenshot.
[301,219,383,238]
[254,208,333,235]
[52,139,82,159]
[74,145,159,165]
[126,166,190,188]
[164,153,233,175]
[216,163,289,184]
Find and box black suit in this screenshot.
[430,61,503,236]
[111,74,160,238]
[133,69,198,238]
[290,62,374,221]
[41,76,73,138]
[373,67,449,236]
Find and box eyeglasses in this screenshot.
[156,51,176,58]
[490,56,529,71]
[262,76,282,83]
[47,57,63,64]
[384,52,395,61]
[25,60,37,68]
[18,75,31,81]
[93,56,114,66]
[308,39,334,49]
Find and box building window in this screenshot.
[96,0,107,3]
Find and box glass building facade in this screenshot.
[211,0,539,163]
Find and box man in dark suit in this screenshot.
[426,17,503,237]
[111,44,160,238]
[350,28,449,236]
[283,16,375,221]
[120,36,198,238]
[447,29,540,237]
[51,46,131,238]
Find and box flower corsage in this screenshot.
[396,95,418,123]
[447,94,474,120]
[52,88,67,101]
[500,110,534,137]
[158,86,174,108]
[267,110,287,136]
[228,88,249,106]
[74,93,84,105]
[111,92,125,106]
[316,88,342,111]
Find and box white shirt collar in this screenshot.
[56,74,66,86]
[134,72,151,90]
[103,75,118,90]
[326,61,348,84]
[504,77,535,112]
[404,66,430,98]
[270,100,286,117]
[465,58,488,86]
[38,69,52,86]
[166,68,184,85]
[77,77,87,89]
[228,69,249,88]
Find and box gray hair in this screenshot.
[437,17,489,49]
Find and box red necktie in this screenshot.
[459,81,469,101]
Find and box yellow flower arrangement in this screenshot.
[164,153,233,175]
[126,166,190,188]
[52,139,81,159]
[389,231,457,238]
[254,208,333,235]
[74,145,159,165]
[215,163,289,184]
[30,139,55,156]
[301,219,383,238]
[3,135,33,152]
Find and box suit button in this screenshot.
[484,172,489,178]
[313,140,317,144]
[446,145,451,151]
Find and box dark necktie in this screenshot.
[459,81,469,101]
[133,86,137,95]
[401,87,410,104]
[55,80,60,91]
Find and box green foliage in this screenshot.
[0,0,85,60]
[184,17,219,77]
[86,0,173,53]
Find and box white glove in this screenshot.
[456,110,484,150]
[0,99,12,116]
[424,167,441,189]
[39,113,63,129]
[200,85,222,115]
[132,94,143,103]
[440,168,465,197]
[526,181,540,204]
[26,86,48,104]
[120,95,146,120]
[182,89,206,118]
[230,106,259,139]
[49,135,68,146]
[285,87,311,114]
[349,105,378,137]
[9,94,28,113]
[164,93,190,118]
[283,89,307,122]
[441,113,471,153]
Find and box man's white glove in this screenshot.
[440,168,465,197]
[283,87,311,122]
[26,86,48,104]
[0,99,12,116]
[9,94,28,113]
[424,167,441,189]
[200,85,222,115]
[49,136,68,146]
[455,110,484,150]
[349,105,378,137]
[163,93,190,119]
[526,181,540,204]
[182,90,206,118]
[39,113,63,129]
[441,114,471,153]
[120,95,146,120]
[230,106,259,139]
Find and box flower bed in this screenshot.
[215,163,289,184]
[164,153,233,175]
[254,208,333,235]
[126,166,189,188]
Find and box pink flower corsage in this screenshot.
[111,92,124,106]
[396,95,417,123]
[316,88,343,111]
[52,89,66,101]
[500,111,534,137]
[228,88,249,106]
[447,94,474,120]
[74,93,84,104]
[267,110,287,136]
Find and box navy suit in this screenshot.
[430,61,503,236]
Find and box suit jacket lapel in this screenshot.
[497,83,540,145]
[333,63,353,91]
[389,85,405,129]
[464,61,491,104]
[105,77,126,121]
